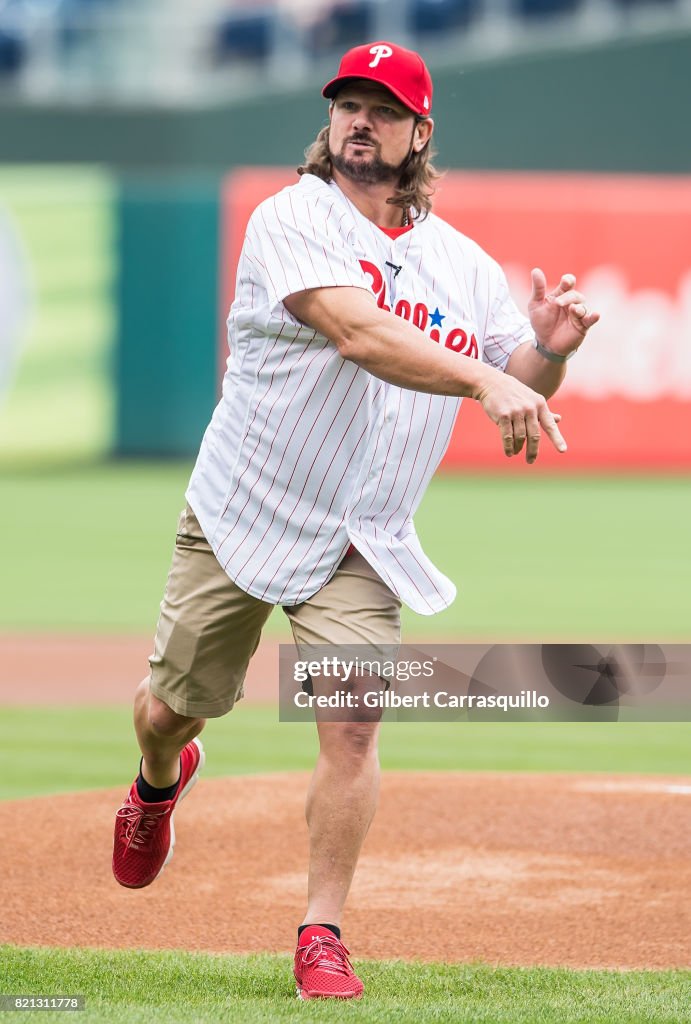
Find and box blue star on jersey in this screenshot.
[430,307,445,328]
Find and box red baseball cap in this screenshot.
[322,41,433,118]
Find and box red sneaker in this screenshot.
[112,737,204,889]
[294,926,364,1000]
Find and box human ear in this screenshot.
[414,117,434,152]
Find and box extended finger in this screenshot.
[525,410,541,464]
[553,273,576,296]
[512,413,527,455]
[553,289,585,308]
[530,267,547,304]
[499,414,515,458]
[538,404,567,453]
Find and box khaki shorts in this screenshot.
[148,505,401,718]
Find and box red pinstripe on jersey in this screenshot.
[234,363,358,579]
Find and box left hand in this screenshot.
[528,268,600,358]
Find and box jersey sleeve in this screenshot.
[481,263,535,373]
[245,185,370,312]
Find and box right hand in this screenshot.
[474,374,566,464]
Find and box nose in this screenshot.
[352,111,373,132]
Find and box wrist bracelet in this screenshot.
[533,338,575,364]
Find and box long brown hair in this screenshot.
[297,119,441,221]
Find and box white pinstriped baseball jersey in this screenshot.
[186,173,533,614]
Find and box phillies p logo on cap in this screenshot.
[322,40,434,118]
[368,44,393,68]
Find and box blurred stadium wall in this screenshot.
[0,24,689,464]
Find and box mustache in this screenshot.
[345,135,378,147]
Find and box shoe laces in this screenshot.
[115,801,166,852]
[300,935,354,976]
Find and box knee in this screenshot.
[320,722,379,763]
[147,694,201,738]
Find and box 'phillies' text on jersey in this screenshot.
[358,258,479,359]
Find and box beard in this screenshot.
[330,137,408,185]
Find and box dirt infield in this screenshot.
[2,634,690,970]
[0,635,278,704]
[1,772,690,969]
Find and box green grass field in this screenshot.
[1,707,690,801]
[3,947,690,1024]
[2,463,690,637]
[5,708,691,802]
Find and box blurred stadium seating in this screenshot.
[0,0,28,78]
[0,0,686,100]
[308,2,374,56]
[0,29,26,77]
[515,0,580,17]
[214,9,276,64]
[408,0,480,36]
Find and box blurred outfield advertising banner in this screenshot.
[0,203,31,410]
[223,169,691,471]
[278,643,691,723]
[0,168,113,463]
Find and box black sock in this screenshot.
[136,759,180,803]
[298,923,341,941]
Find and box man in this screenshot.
[112,40,599,999]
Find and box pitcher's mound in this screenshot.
[2,772,690,969]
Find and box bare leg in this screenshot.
[133,677,206,789]
[301,718,380,928]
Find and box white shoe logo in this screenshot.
[369,44,393,68]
